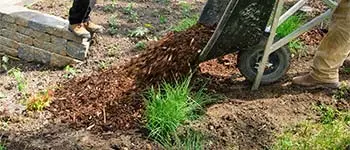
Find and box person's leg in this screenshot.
[82,0,105,33]
[68,0,91,38]
[69,0,91,25]
[293,0,350,89]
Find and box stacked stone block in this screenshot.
[0,6,90,67]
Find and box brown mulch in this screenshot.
[50,24,214,132]
[300,28,327,46]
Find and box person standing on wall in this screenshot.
[68,0,104,38]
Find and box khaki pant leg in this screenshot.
[311,0,350,83]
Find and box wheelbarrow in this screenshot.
[197,0,338,90]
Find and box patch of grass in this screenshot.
[26,89,53,111]
[63,65,78,79]
[103,0,117,12]
[344,68,350,73]
[172,15,199,32]
[0,144,6,150]
[144,76,211,143]
[179,1,192,17]
[277,14,305,38]
[288,39,307,59]
[129,27,150,38]
[107,44,120,57]
[333,82,350,100]
[273,106,350,150]
[123,3,139,23]
[8,68,26,92]
[108,15,119,35]
[135,41,147,50]
[159,15,168,24]
[162,129,206,150]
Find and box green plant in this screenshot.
[344,67,350,73]
[333,82,350,100]
[159,15,168,24]
[26,89,53,111]
[123,3,138,23]
[277,14,305,38]
[273,107,350,150]
[103,0,117,12]
[288,39,307,59]
[135,41,147,50]
[98,61,109,70]
[179,1,192,17]
[0,92,5,99]
[0,144,6,150]
[108,15,119,35]
[63,65,77,79]
[107,44,120,57]
[172,15,199,32]
[1,55,9,71]
[145,76,211,143]
[162,129,206,150]
[8,68,26,92]
[129,27,150,38]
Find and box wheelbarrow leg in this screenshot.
[252,0,285,90]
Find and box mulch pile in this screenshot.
[50,24,214,132]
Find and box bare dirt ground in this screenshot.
[0,0,349,150]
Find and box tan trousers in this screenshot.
[311,0,350,83]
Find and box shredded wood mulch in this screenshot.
[50,24,214,132]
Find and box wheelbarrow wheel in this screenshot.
[237,41,291,85]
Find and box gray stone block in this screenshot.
[0,29,14,39]
[0,36,20,49]
[51,35,67,45]
[0,44,18,57]
[32,30,51,42]
[35,48,51,64]
[33,39,66,56]
[66,41,87,60]
[18,43,35,62]
[0,21,17,31]
[14,32,33,45]
[2,14,15,23]
[50,53,78,67]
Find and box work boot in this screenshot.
[292,74,340,89]
[69,23,91,38]
[84,21,104,33]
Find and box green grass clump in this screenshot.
[0,144,6,150]
[172,16,199,32]
[273,106,350,150]
[277,14,305,38]
[145,77,211,146]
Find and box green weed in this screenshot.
[159,15,168,24]
[333,82,350,100]
[98,61,109,70]
[172,16,198,32]
[0,144,6,150]
[1,55,9,71]
[63,65,78,79]
[123,3,138,23]
[103,0,117,12]
[107,44,120,57]
[277,14,305,38]
[144,77,211,143]
[135,41,147,50]
[288,39,307,59]
[26,89,53,111]
[108,15,119,35]
[344,68,350,73]
[273,106,350,150]
[129,27,150,38]
[179,1,192,17]
[162,129,206,150]
[8,68,26,92]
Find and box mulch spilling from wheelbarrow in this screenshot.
[50,24,214,132]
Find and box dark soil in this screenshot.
[51,25,213,132]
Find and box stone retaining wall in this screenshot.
[0,5,90,67]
